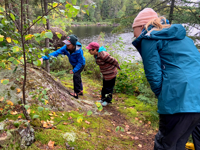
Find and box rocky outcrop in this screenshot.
[0,64,96,112]
[0,120,35,149]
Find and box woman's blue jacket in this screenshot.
[42,42,85,73]
[132,24,200,114]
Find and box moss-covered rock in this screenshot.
[30,118,41,127]
[0,120,35,149]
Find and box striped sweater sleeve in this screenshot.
[99,51,119,67]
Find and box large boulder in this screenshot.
[0,64,95,112]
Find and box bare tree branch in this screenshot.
[23,3,61,36]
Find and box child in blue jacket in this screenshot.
[132,8,200,150]
[40,34,85,99]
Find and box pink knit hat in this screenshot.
[132,8,158,28]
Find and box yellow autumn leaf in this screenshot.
[48,140,55,149]
[45,100,48,105]
[6,37,11,43]
[53,3,58,7]
[6,100,13,106]
[53,112,58,116]
[107,130,111,132]
[77,117,83,123]
[16,88,21,93]
[8,68,11,70]
[0,97,4,102]
[43,122,48,128]
[81,10,86,14]
[27,109,31,114]
[55,32,60,35]
[10,111,18,115]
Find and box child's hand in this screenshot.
[39,58,43,65]
[70,70,73,74]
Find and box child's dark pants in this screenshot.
[101,77,116,103]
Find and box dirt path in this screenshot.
[77,86,156,150]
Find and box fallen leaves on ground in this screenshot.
[16,88,21,93]
[68,116,72,120]
[48,140,55,149]
[18,115,22,119]
[107,130,111,132]
[41,120,54,128]
[63,122,68,125]
[6,100,13,106]
[27,109,31,114]
[125,125,129,131]
[10,111,18,115]
[0,97,4,102]
[138,144,142,148]
[85,120,90,124]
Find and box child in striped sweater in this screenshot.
[86,42,120,106]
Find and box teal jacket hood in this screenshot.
[132,24,200,114]
[148,24,186,40]
[98,46,107,52]
[132,24,186,54]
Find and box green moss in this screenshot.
[35,129,65,145]
[13,122,20,128]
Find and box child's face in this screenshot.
[88,49,97,55]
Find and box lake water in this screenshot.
[66,26,141,61]
[66,25,200,61]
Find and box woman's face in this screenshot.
[133,26,144,38]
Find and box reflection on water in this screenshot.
[66,26,141,60]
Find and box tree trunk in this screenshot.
[20,0,31,120]
[44,0,50,73]
[169,0,175,24]
[5,0,9,15]
[26,0,30,34]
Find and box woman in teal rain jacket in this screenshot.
[132,8,200,150]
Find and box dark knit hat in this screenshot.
[63,34,78,46]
